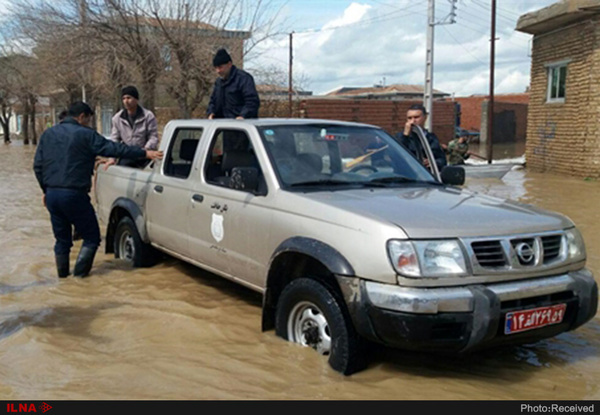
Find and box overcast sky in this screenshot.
[248,0,558,97]
[0,0,559,97]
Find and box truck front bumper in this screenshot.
[337,269,598,352]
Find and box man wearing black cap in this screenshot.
[107,85,159,168]
[33,101,163,278]
[207,48,260,120]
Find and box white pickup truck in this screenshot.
[95,118,598,375]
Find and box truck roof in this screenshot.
[165,118,380,129]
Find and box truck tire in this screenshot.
[275,278,367,375]
[114,216,156,267]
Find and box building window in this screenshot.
[546,62,568,103]
[100,106,113,137]
[161,46,172,72]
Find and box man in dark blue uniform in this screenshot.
[396,104,447,172]
[206,48,260,120]
[33,101,163,278]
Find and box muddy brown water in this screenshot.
[1,142,598,400]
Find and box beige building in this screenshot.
[516,0,600,178]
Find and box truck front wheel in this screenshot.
[275,278,367,375]
[114,216,156,267]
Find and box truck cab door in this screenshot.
[412,125,442,181]
[145,128,204,257]
[187,127,271,289]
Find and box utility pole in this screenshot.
[423,0,457,131]
[487,0,496,164]
[79,0,87,103]
[424,0,435,130]
[288,32,294,118]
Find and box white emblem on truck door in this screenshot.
[211,213,224,242]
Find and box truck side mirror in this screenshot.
[440,166,465,186]
[229,167,262,194]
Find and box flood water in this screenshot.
[1,141,598,400]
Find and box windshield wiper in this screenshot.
[289,179,357,187]
[368,176,438,185]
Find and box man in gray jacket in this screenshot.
[106,85,159,168]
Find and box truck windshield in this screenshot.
[257,124,436,189]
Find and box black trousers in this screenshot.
[45,188,101,255]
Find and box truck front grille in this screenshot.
[500,290,574,311]
[465,232,568,273]
[542,234,563,263]
[471,240,506,267]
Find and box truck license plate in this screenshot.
[504,304,567,335]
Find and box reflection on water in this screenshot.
[469,141,527,162]
[0,142,598,400]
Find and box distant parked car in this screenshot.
[455,126,480,142]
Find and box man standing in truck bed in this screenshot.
[206,48,260,120]
[107,85,159,168]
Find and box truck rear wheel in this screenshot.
[275,277,367,375]
[114,216,156,267]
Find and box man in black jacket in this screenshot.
[33,101,163,278]
[396,104,447,173]
[206,48,260,119]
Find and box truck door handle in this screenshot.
[192,194,204,203]
[154,185,164,193]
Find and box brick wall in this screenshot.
[589,17,600,177]
[298,98,456,145]
[455,93,529,132]
[526,17,600,178]
[480,101,529,144]
[154,98,457,146]
[495,102,529,143]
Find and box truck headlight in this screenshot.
[565,228,586,262]
[387,240,468,278]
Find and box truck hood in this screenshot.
[300,185,573,238]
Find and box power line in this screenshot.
[368,0,419,11]
[469,0,520,26]
[455,17,531,51]
[284,1,425,35]
[457,4,511,30]
[298,3,425,34]
[440,25,486,64]
[471,0,523,19]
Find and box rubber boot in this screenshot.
[73,246,97,278]
[55,254,70,278]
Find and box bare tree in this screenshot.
[8,0,158,110]
[7,0,108,136]
[0,29,12,142]
[146,1,215,118]
[7,0,288,120]
[84,0,164,111]
[0,52,15,142]
[0,102,12,144]
[251,64,311,117]
[0,52,43,144]
[145,0,287,118]
[0,83,14,144]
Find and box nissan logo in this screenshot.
[516,242,535,264]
